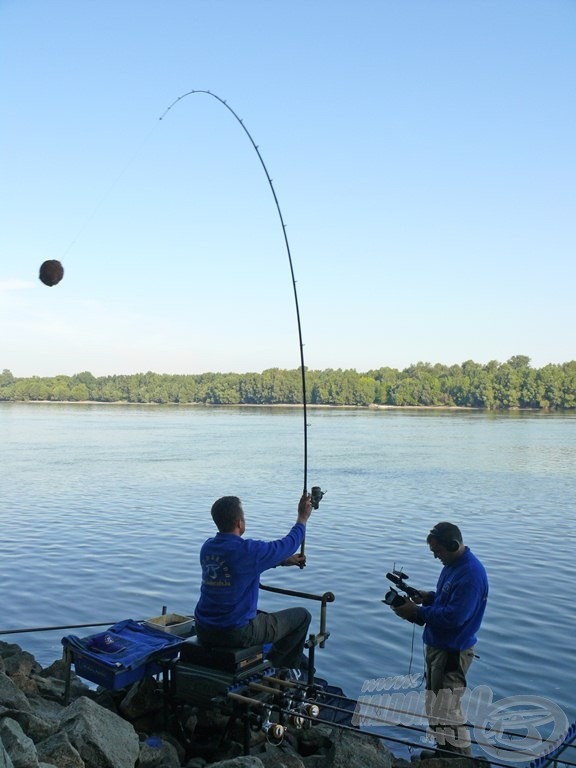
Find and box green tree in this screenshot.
[0,369,15,387]
[493,364,521,408]
[507,355,531,370]
[69,383,90,401]
[538,365,563,408]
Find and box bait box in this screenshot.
[144,614,195,637]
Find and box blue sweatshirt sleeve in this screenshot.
[245,522,305,573]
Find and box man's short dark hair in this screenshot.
[211,496,243,532]
[427,521,463,547]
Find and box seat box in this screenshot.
[62,619,185,690]
[180,636,266,673]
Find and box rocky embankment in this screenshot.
[0,640,482,768]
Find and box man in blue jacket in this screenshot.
[194,493,312,676]
[393,522,488,758]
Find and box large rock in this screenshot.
[257,745,305,768]
[59,696,139,768]
[138,736,181,768]
[0,741,15,768]
[0,674,31,713]
[0,710,57,744]
[333,727,393,768]
[36,732,84,768]
[1,651,42,680]
[0,716,38,768]
[118,677,162,721]
[36,663,90,704]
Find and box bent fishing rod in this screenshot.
[160,90,325,553]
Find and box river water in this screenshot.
[1,402,574,760]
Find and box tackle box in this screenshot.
[62,618,185,690]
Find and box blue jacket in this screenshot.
[418,547,488,651]
[194,523,305,629]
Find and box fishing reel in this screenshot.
[310,486,326,510]
[253,706,285,743]
[288,702,320,729]
[262,720,285,742]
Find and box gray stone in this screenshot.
[0,717,39,768]
[0,741,15,768]
[27,699,65,725]
[184,759,207,768]
[2,652,42,680]
[0,710,58,743]
[0,643,23,662]
[59,696,139,768]
[138,737,181,768]
[154,732,186,764]
[5,677,39,699]
[328,726,393,768]
[37,662,68,682]
[298,757,327,768]
[36,732,84,768]
[37,662,90,704]
[296,723,332,757]
[0,674,32,712]
[208,759,265,768]
[257,744,305,767]
[118,678,162,721]
[28,677,66,705]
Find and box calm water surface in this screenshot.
[1,403,574,753]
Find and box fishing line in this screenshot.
[42,89,319,546]
[159,90,317,548]
[57,121,160,263]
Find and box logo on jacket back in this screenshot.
[202,554,231,587]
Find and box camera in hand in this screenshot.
[383,569,425,625]
[383,586,407,608]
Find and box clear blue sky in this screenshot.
[1,0,575,377]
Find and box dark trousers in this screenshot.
[196,607,311,669]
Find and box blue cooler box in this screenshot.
[62,618,185,690]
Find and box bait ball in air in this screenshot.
[39,260,64,287]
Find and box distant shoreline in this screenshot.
[5,400,542,412]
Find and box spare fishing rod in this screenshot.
[159,90,325,552]
[0,621,118,636]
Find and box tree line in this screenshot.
[1,356,575,409]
